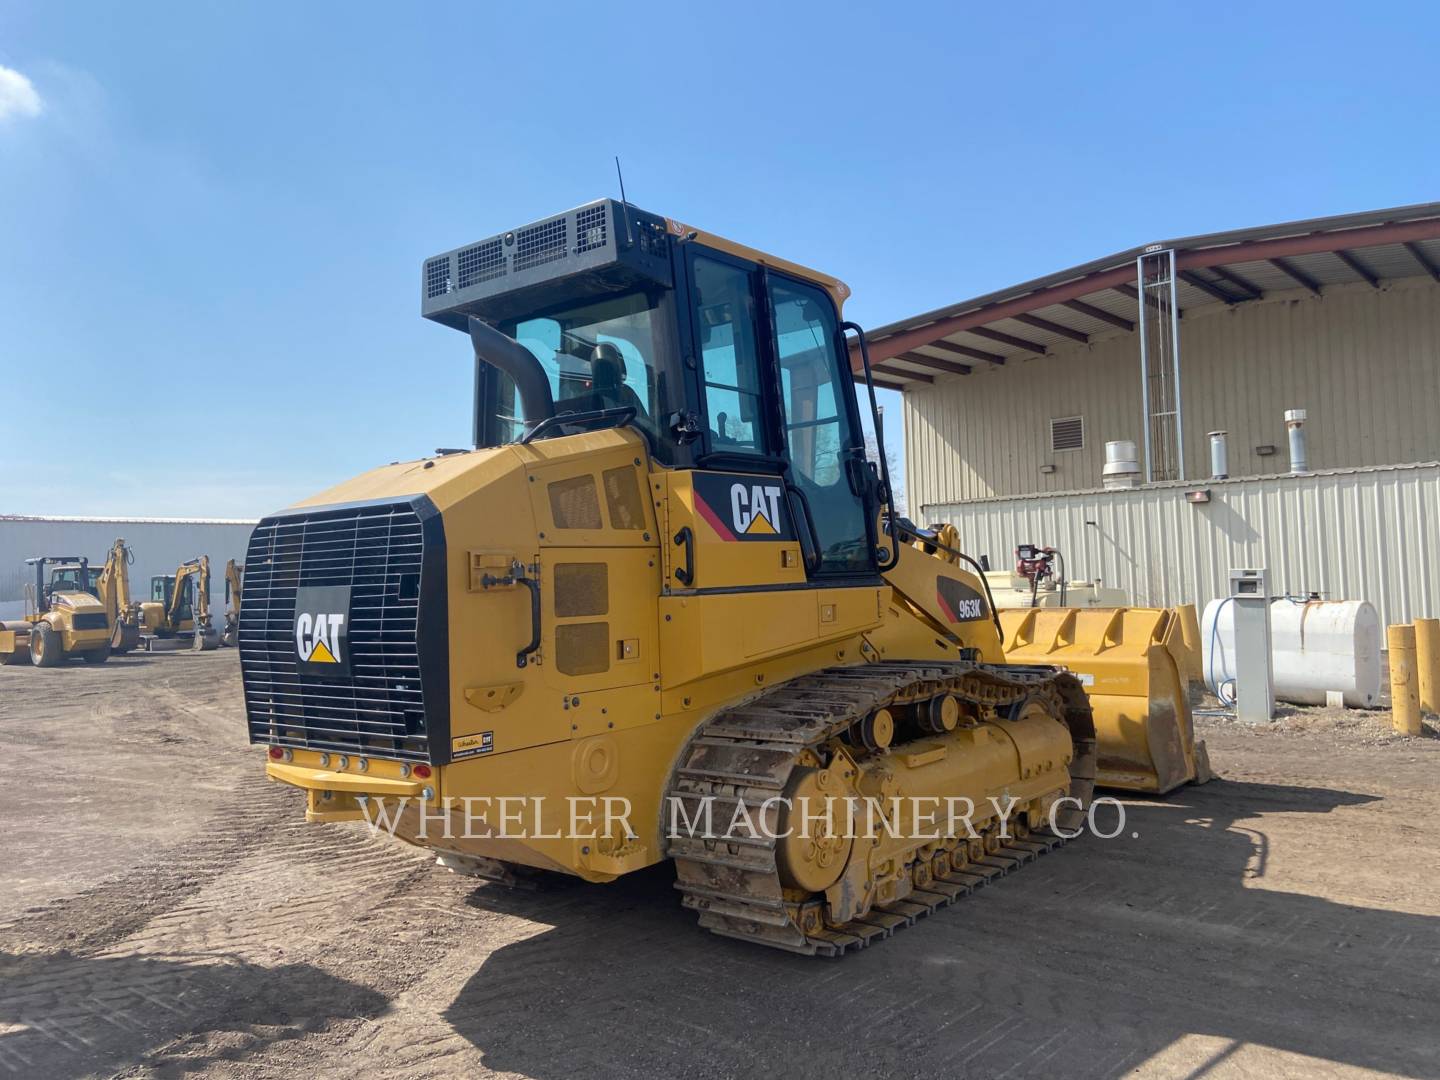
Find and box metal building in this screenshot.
[0,516,257,621]
[854,203,1440,626]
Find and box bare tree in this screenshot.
[864,431,908,518]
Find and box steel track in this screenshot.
[666,661,1097,956]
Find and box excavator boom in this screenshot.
[220,559,244,647]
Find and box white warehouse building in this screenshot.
[855,203,1440,628]
[0,516,257,621]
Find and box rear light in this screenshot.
[413,765,432,779]
[267,746,284,760]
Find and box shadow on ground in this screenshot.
[444,780,1440,1079]
[0,950,387,1078]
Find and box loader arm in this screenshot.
[880,537,1006,662]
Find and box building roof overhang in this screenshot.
[850,202,1440,389]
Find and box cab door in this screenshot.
[764,270,876,579]
[657,249,881,690]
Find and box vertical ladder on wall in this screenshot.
[1136,246,1185,482]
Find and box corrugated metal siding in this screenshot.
[929,462,1440,629]
[903,278,1440,509]
[0,519,257,620]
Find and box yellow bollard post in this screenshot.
[1415,618,1440,717]
[1387,624,1421,736]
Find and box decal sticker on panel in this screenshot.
[452,731,494,760]
[935,576,989,623]
[294,585,351,676]
[692,472,795,542]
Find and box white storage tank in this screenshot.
[1201,597,1381,708]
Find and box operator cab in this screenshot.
[47,563,97,599]
[152,575,196,623]
[422,199,886,580]
[24,556,91,614]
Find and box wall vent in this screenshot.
[1050,415,1085,453]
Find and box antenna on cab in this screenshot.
[615,156,634,246]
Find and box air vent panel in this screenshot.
[424,256,453,299]
[513,216,569,272]
[1050,415,1085,453]
[457,238,506,289]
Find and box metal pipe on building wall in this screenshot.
[1208,431,1229,480]
[1135,255,1153,484]
[1285,408,1310,473]
[1168,249,1185,483]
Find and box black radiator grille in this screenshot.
[425,255,453,299]
[239,498,449,763]
[71,612,108,631]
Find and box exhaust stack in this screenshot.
[1208,431,1229,480]
[1285,409,1309,473]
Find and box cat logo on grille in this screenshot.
[294,585,351,675]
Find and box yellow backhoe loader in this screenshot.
[242,199,1107,955]
[220,559,244,647]
[90,538,142,654]
[139,556,220,651]
[0,556,112,666]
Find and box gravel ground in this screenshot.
[1,651,1438,1079]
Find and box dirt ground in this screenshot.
[1,652,1438,1080]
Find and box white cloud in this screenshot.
[0,65,43,122]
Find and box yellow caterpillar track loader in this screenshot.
[139,556,220,651]
[0,556,112,666]
[917,530,1210,794]
[92,538,142,654]
[220,559,244,647]
[242,199,1099,955]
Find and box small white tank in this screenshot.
[1202,597,1381,708]
[1103,440,1140,489]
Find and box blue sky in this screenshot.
[2,2,1437,518]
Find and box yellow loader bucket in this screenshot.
[1000,604,1211,794]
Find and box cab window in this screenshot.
[770,276,873,575]
[483,289,673,450]
[692,256,766,454]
